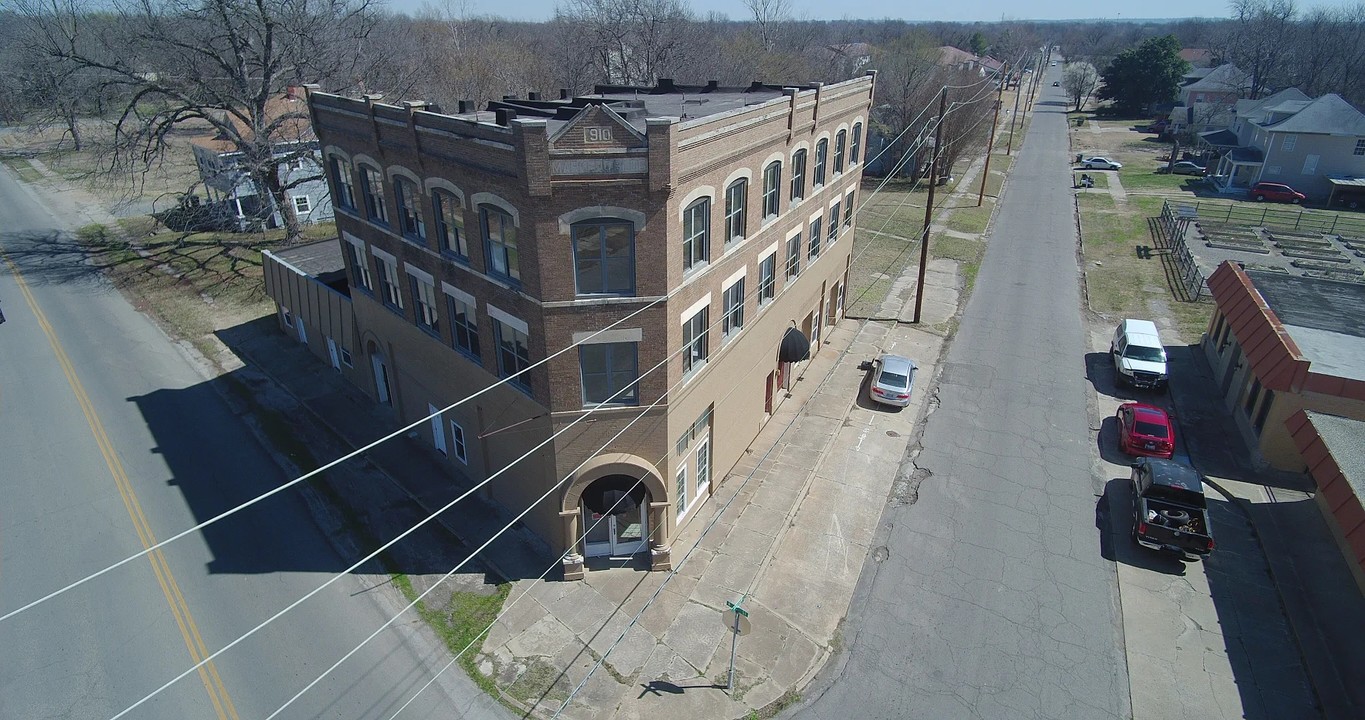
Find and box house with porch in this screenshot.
[1200,90,1365,200]
[1167,64,1250,137]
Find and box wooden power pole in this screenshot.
[914,86,949,324]
[1007,67,1022,155]
[978,64,1006,207]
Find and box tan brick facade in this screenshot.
[294,76,874,578]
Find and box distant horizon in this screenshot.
[385,0,1354,22]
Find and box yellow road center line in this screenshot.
[2,251,238,720]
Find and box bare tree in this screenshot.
[556,0,695,86]
[868,31,941,179]
[1225,0,1297,98]
[1062,61,1099,111]
[17,0,396,243]
[743,0,791,52]
[935,68,996,180]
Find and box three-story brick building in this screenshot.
[269,75,874,578]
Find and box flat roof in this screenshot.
[270,239,344,277]
[1247,270,1365,381]
[1303,411,1365,502]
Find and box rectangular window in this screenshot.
[330,157,355,210]
[481,206,519,282]
[1243,377,1262,416]
[723,279,745,338]
[851,123,862,164]
[786,233,801,279]
[791,149,807,202]
[1302,154,1319,175]
[340,347,353,367]
[763,162,781,218]
[280,305,293,327]
[1253,388,1275,434]
[725,181,747,243]
[573,221,635,295]
[292,195,312,214]
[433,192,467,259]
[396,178,425,241]
[683,199,710,271]
[683,307,709,376]
[829,202,841,243]
[834,130,846,173]
[448,297,480,361]
[492,318,531,391]
[580,342,639,406]
[450,421,468,463]
[360,167,387,224]
[844,191,854,227]
[808,216,822,261]
[758,254,776,306]
[676,466,688,519]
[1282,134,1296,152]
[411,276,439,334]
[376,256,403,311]
[814,139,828,187]
[1355,138,1365,156]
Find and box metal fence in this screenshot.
[1163,199,1365,238]
[1158,201,1205,300]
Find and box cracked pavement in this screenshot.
[791,78,1130,719]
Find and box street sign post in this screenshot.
[722,599,751,691]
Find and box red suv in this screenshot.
[1250,182,1307,204]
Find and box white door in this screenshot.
[581,504,648,557]
[694,437,711,499]
[326,337,341,370]
[428,404,447,455]
[371,354,391,405]
[296,316,308,344]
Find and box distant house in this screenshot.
[1179,48,1216,69]
[190,88,334,232]
[825,42,873,76]
[1200,90,1365,199]
[1167,64,1250,136]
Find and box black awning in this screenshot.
[582,475,648,515]
[779,326,811,363]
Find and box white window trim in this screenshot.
[292,195,312,213]
[370,246,397,264]
[441,281,476,309]
[450,420,468,464]
[404,263,435,285]
[280,305,293,327]
[487,303,529,335]
[675,465,689,519]
[677,186,716,221]
[573,328,644,345]
[722,167,753,190]
[722,266,747,291]
[679,293,712,323]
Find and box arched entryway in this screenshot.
[560,453,671,579]
[579,475,649,557]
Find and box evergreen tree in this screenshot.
[1097,35,1189,115]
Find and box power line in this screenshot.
[101,234,840,719]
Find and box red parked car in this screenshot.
[1116,403,1175,459]
[1250,181,1307,204]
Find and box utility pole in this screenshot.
[978,64,1006,207]
[914,86,948,324]
[1007,67,1022,155]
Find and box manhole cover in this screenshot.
[886,430,901,438]
[871,546,890,562]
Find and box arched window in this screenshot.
[762,161,782,218]
[359,166,387,224]
[834,130,847,173]
[683,198,710,271]
[814,139,829,187]
[790,149,807,202]
[395,177,424,241]
[725,179,747,242]
[329,156,355,210]
[480,205,519,282]
[433,190,467,260]
[572,219,635,295]
[851,123,863,164]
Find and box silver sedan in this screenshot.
[869,354,917,407]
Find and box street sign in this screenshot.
[725,600,749,617]
[721,609,752,636]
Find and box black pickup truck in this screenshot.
[1130,457,1215,559]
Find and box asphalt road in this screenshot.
[793,73,1131,718]
[0,166,499,718]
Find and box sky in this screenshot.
[389,0,1252,22]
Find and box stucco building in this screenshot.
[264,76,874,579]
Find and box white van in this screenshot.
[1111,319,1168,390]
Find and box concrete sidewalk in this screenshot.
[1168,345,1365,720]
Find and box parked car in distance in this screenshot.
[1052,81,1060,86]
[1130,457,1215,560]
[1116,403,1175,459]
[1250,181,1306,203]
[1167,161,1207,176]
[868,354,917,407]
[1111,319,1168,390]
[1082,156,1123,170]
[1144,120,1169,133]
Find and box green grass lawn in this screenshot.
[1118,168,1189,192]
[1,157,43,183]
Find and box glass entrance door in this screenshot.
[582,504,648,557]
